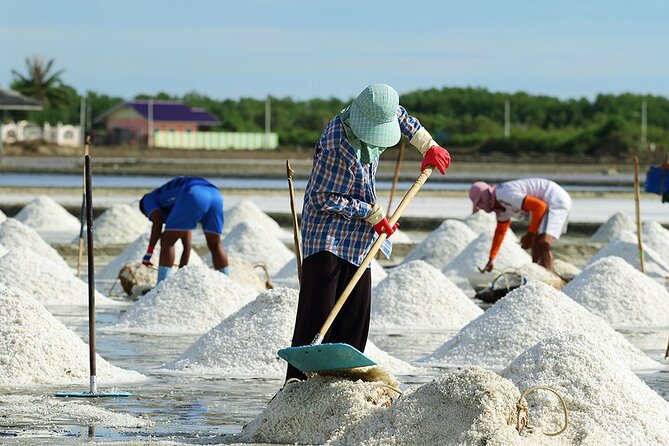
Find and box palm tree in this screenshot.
[10,56,68,108]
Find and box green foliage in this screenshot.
[6,57,669,157]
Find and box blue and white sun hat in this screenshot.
[348,84,401,147]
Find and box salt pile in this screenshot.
[552,258,581,281]
[1,394,151,429]
[96,232,202,295]
[13,195,80,243]
[86,203,151,245]
[464,210,498,234]
[419,280,657,370]
[227,257,269,292]
[0,218,70,271]
[562,256,669,327]
[642,221,669,266]
[370,260,482,331]
[223,220,294,276]
[242,368,535,446]
[442,232,532,279]
[163,287,414,377]
[502,332,669,444]
[110,263,256,334]
[388,228,412,243]
[589,211,635,242]
[272,257,388,289]
[0,208,6,222]
[0,247,117,306]
[402,219,477,270]
[512,262,564,287]
[0,284,144,385]
[588,230,669,280]
[223,199,284,237]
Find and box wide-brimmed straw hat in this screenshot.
[348,84,401,147]
[469,181,496,213]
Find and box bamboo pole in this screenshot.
[286,160,303,284]
[76,139,90,278]
[387,142,404,213]
[633,156,645,273]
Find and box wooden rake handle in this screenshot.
[312,166,434,344]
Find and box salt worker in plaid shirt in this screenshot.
[285,84,451,381]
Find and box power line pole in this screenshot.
[504,99,510,138]
[641,99,647,151]
[147,98,154,147]
[79,96,86,147]
[264,95,271,149]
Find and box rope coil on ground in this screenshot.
[516,385,568,437]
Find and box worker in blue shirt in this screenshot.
[285,84,451,381]
[139,176,229,283]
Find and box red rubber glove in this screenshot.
[420,145,451,175]
[373,219,399,237]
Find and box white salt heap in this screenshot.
[223,220,294,276]
[110,263,256,334]
[642,221,669,266]
[552,258,582,281]
[512,262,564,287]
[588,230,669,280]
[0,247,117,306]
[442,232,532,280]
[370,260,482,331]
[589,211,635,242]
[0,284,144,385]
[163,287,414,378]
[387,228,412,243]
[419,280,657,370]
[227,257,268,292]
[272,257,387,289]
[13,195,80,243]
[502,332,669,445]
[0,218,70,271]
[223,199,285,238]
[86,203,151,245]
[96,232,202,295]
[402,219,477,270]
[0,208,6,222]
[464,210,498,234]
[562,256,669,328]
[0,394,151,430]
[242,368,538,446]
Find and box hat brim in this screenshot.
[349,101,401,147]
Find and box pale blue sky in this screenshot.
[1,0,667,101]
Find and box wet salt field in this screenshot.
[1,195,669,445]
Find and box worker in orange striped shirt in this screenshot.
[468,178,572,272]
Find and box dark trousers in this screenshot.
[285,251,372,381]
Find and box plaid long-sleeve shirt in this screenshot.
[301,105,423,266]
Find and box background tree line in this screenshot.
[6,57,669,158]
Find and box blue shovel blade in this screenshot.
[278,343,376,373]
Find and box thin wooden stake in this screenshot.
[76,138,90,278]
[633,156,645,273]
[286,160,303,285]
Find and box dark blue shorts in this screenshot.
[164,185,223,234]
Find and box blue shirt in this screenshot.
[142,176,216,220]
[301,106,423,266]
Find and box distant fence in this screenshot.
[154,130,279,150]
[1,120,81,147]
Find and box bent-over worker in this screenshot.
[139,176,229,284]
[469,178,572,272]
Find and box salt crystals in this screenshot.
[588,230,669,280]
[642,221,669,266]
[0,284,144,385]
[402,219,477,270]
[419,280,657,370]
[110,263,256,334]
[13,195,80,243]
[0,209,6,223]
[87,203,151,245]
[562,256,669,328]
[242,368,532,446]
[223,199,284,237]
[589,211,636,242]
[502,332,669,444]
[0,247,117,306]
[370,260,483,331]
[0,218,70,272]
[223,220,294,276]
